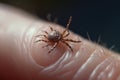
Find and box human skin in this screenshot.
[0,4,120,80]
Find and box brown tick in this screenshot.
[35,16,81,53]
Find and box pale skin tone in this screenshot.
[0,4,120,80]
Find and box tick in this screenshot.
[35,16,81,53]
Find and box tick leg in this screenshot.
[62,16,72,35]
[63,39,81,43]
[42,44,50,48]
[49,26,53,31]
[34,39,48,43]
[63,30,70,38]
[35,34,47,38]
[61,41,73,52]
[43,31,48,34]
[48,42,58,53]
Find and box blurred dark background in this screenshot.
[0,0,120,53]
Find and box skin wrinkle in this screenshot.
[109,65,117,79]
[52,51,72,73]
[98,60,115,80]
[40,50,76,80]
[73,48,111,80]
[89,56,120,80]
[108,67,115,79]
[89,57,113,80]
[108,58,120,80]
[40,51,68,72]
[106,63,114,79]
[98,63,113,80]
[41,51,72,76]
[39,51,71,80]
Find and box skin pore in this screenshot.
[0,4,120,80]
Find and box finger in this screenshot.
[0,4,120,80]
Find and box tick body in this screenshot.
[35,16,81,53]
[48,30,61,42]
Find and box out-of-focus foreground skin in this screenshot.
[0,4,120,80]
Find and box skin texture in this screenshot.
[0,4,120,80]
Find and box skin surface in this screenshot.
[0,4,120,80]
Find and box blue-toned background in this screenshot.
[1,0,120,53]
